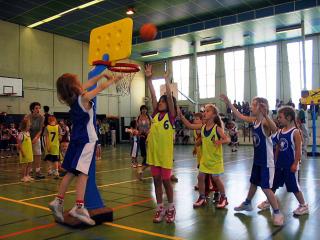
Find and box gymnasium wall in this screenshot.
[148,35,320,112]
[0,20,145,117]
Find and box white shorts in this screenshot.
[32,138,42,156]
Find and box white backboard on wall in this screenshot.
[0,76,23,97]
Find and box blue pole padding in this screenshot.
[312,104,317,156]
[85,54,109,210]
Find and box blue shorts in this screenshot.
[272,168,300,192]
[62,141,96,175]
[250,164,274,189]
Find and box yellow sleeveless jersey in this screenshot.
[19,132,33,163]
[199,124,224,174]
[147,112,175,169]
[46,125,60,155]
[193,130,202,164]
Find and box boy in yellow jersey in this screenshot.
[44,115,61,179]
[179,104,230,209]
[17,116,34,182]
[145,64,177,223]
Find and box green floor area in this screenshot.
[0,145,319,240]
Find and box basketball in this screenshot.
[139,23,158,41]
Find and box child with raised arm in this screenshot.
[145,64,177,223]
[49,72,121,225]
[179,104,230,209]
[220,94,284,226]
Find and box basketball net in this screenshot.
[112,71,136,96]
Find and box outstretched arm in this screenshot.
[145,64,157,111]
[164,70,176,117]
[220,94,256,123]
[177,107,202,130]
[82,73,121,101]
[82,73,109,90]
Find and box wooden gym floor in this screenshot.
[0,144,319,240]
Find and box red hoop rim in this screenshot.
[92,60,140,73]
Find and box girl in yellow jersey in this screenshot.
[145,64,177,223]
[44,115,61,179]
[179,104,230,209]
[17,117,34,182]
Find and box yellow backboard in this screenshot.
[301,89,320,105]
[88,18,133,65]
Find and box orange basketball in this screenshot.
[139,23,158,41]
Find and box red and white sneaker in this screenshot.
[165,206,176,223]
[216,196,228,209]
[193,197,207,208]
[153,206,165,223]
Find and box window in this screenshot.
[152,78,165,101]
[172,58,190,100]
[224,50,245,103]
[254,45,277,109]
[287,40,313,107]
[197,54,216,98]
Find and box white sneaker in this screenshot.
[49,199,64,222]
[273,213,284,226]
[234,202,253,211]
[293,204,309,216]
[153,206,165,223]
[257,200,270,210]
[69,206,95,225]
[20,176,29,182]
[26,176,35,181]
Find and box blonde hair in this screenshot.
[252,97,269,112]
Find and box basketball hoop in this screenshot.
[93,60,140,96]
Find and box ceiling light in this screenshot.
[276,24,301,34]
[126,7,135,15]
[141,50,159,58]
[27,0,105,28]
[200,38,223,46]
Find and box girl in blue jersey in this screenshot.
[220,94,284,226]
[49,73,121,225]
[259,107,308,215]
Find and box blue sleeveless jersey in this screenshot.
[276,128,298,169]
[69,95,98,143]
[252,121,274,167]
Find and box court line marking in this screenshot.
[18,177,153,202]
[0,196,183,240]
[0,223,56,239]
[104,222,184,240]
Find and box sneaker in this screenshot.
[257,200,270,210]
[212,192,220,204]
[165,206,176,223]
[21,176,29,182]
[216,196,228,209]
[273,213,284,226]
[48,170,53,176]
[293,204,309,216]
[35,172,45,179]
[49,199,64,223]
[234,202,253,211]
[26,176,35,181]
[193,197,207,208]
[69,206,95,225]
[153,206,165,223]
